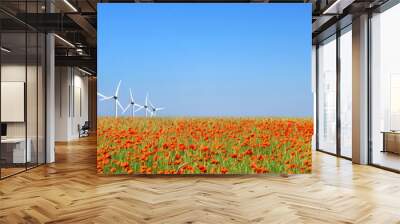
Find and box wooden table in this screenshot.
[381,131,400,154]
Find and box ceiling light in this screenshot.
[78,67,93,76]
[63,0,78,12]
[76,48,85,55]
[54,34,75,48]
[323,0,354,15]
[1,47,11,53]
[323,0,341,15]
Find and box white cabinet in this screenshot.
[1,138,32,163]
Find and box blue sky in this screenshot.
[98,4,312,117]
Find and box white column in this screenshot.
[45,0,56,163]
[46,32,55,163]
[352,14,369,164]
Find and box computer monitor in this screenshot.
[1,123,7,137]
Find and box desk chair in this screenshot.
[78,121,90,138]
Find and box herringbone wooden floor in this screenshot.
[1,136,400,224]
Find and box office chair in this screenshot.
[79,121,90,138]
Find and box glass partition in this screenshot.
[317,35,337,154]
[1,30,28,177]
[371,3,400,171]
[38,32,45,165]
[339,26,352,158]
[27,30,38,169]
[0,1,46,179]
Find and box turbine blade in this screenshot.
[116,100,124,111]
[156,107,165,111]
[100,96,113,101]
[115,80,122,97]
[97,92,107,98]
[148,99,155,109]
[123,104,131,113]
[134,106,143,113]
[129,88,134,102]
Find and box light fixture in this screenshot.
[76,48,85,56]
[1,47,11,53]
[63,0,78,12]
[322,0,354,15]
[54,34,75,48]
[78,67,93,76]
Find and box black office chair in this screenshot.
[78,121,90,138]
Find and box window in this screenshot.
[317,35,337,154]
[339,26,352,158]
[370,2,400,171]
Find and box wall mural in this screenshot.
[97,4,313,175]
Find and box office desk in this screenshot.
[1,138,31,163]
[381,131,400,154]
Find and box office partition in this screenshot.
[317,35,337,155]
[339,26,352,159]
[0,1,47,179]
[370,2,400,171]
[316,23,353,159]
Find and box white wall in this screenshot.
[1,65,38,137]
[1,66,26,138]
[55,67,70,141]
[1,63,46,164]
[55,67,89,141]
[72,73,89,138]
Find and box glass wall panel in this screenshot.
[38,32,45,165]
[1,30,28,177]
[317,35,337,154]
[26,0,40,169]
[339,27,352,158]
[371,3,400,171]
[27,30,38,169]
[0,1,46,179]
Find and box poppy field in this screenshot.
[97,117,313,175]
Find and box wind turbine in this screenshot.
[97,80,124,118]
[123,88,143,117]
[147,96,165,117]
[143,92,151,117]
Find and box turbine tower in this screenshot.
[97,80,124,118]
[143,92,151,117]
